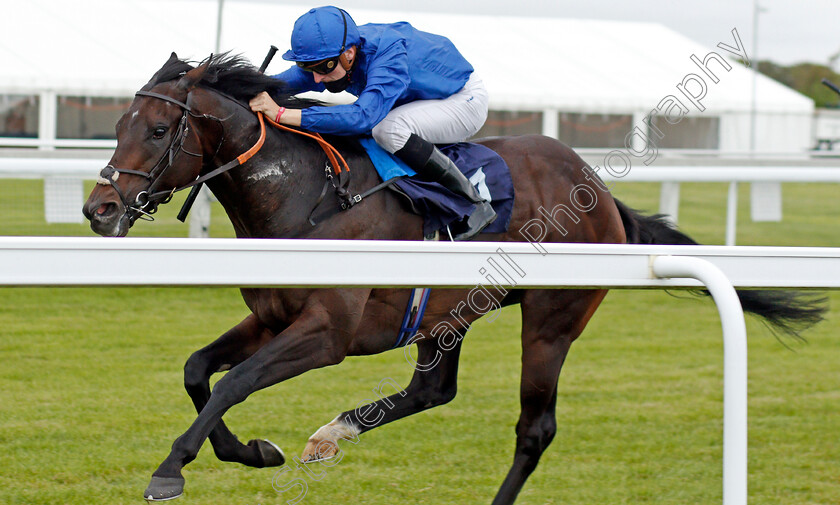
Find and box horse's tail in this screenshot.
[613,198,828,340]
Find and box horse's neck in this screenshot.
[205,123,373,239]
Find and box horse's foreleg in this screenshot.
[183,313,285,468]
[143,295,361,501]
[492,289,607,505]
[301,336,464,462]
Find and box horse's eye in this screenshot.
[152,126,167,139]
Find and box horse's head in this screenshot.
[84,52,318,237]
[83,53,212,236]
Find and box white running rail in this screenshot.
[1,237,839,505]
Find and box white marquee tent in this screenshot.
[0,0,815,153]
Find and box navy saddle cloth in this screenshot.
[358,137,515,237]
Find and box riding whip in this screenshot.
[822,78,840,97]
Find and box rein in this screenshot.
[146,110,266,201]
[266,116,349,175]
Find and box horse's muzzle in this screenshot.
[83,198,130,237]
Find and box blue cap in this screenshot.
[282,6,361,62]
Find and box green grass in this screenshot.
[0,180,838,505]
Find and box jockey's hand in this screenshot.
[249,92,280,119]
[248,92,302,126]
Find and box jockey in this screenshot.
[249,6,496,241]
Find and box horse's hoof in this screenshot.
[143,476,185,502]
[301,416,358,463]
[249,439,285,467]
[301,439,340,463]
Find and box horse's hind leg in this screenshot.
[301,336,463,461]
[492,289,607,505]
[183,313,284,468]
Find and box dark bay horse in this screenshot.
[82,54,826,503]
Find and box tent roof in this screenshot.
[0,0,813,114]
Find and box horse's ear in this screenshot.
[176,58,210,93]
[143,52,182,89]
[157,52,179,70]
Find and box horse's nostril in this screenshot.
[86,201,117,221]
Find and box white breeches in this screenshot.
[371,73,489,153]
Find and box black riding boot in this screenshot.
[395,134,497,241]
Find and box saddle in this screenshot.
[358,138,515,239]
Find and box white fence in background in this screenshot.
[593,163,840,246]
[0,153,109,225]
[1,153,839,242]
[1,237,839,505]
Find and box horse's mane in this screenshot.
[144,52,324,109]
[141,51,367,158]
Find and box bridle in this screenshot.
[96,90,223,224]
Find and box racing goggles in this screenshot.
[297,57,340,75]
